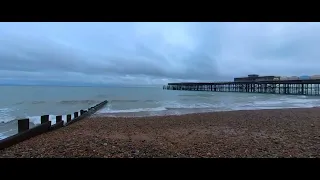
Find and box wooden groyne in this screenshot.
[0,100,108,150]
[163,75,320,96]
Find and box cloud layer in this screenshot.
[0,22,319,85]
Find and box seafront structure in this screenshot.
[163,74,320,96]
[0,100,108,150]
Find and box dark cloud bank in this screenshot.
[0,22,319,86]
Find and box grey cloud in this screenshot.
[1,22,320,85]
[0,33,220,81]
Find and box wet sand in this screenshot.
[1,108,320,158]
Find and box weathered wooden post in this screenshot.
[74,112,79,118]
[41,115,49,124]
[67,114,72,122]
[56,115,62,123]
[18,118,29,133]
[80,110,85,115]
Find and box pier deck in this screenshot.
[163,79,320,96]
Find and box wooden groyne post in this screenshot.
[74,112,79,118]
[67,114,72,123]
[80,110,85,115]
[18,119,29,133]
[41,115,49,124]
[50,115,64,130]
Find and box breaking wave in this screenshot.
[110,99,157,103]
[58,100,99,105]
[95,94,320,117]
[14,101,46,105]
[32,101,46,104]
[110,100,140,103]
[98,107,167,114]
[178,93,215,97]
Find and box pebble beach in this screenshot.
[1,108,320,158]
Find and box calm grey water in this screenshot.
[1,85,320,139]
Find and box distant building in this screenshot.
[299,75,310,80]
[234,74,280,82]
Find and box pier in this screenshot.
[163,74,320,96]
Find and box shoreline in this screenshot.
[92,106,320,118]
[1,107,320,158]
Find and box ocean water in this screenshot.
[1,85,320,140]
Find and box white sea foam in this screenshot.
[0,128,17,140]
[96,100,226,115]
[97,106,167,114]
[27,114,75,125]
[0,113,75,126]
[253,100,284,106]
[0,133,7,140]
[161,101,219,109]
[0,108,16,123]
[96,95,320,116]
[28,115,55,125]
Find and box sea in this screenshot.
[1,85,320,140]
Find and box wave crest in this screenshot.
[110,100,157,103]
[59,100,99,105]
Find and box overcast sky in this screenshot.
[0,22,319,86]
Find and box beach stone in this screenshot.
[273,140,280,144]
[132,150,140,155]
